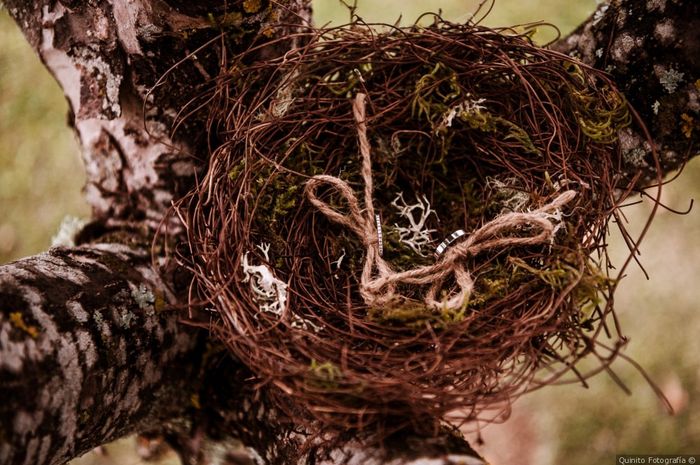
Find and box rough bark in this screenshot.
[554,0,699,179]
[4,0,311,230]
[0,244,200,465]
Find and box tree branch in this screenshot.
[0,244,201,465]
[4,0,312,230]
[554,0,699,178]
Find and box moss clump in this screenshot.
[563,63,631,143]
[308,360,342,389]
[368,299,467,329]
[243,0,262,14]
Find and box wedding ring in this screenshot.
[375,214,383,256]
[435,229,466,256]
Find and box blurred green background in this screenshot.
[1,1,698,464]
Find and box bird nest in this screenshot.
[174,18,655,436]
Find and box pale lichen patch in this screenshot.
[656,65,685,93]
[241,245,288,317]
[646,0,667,12]
[619,128,649,167]
[654,20,676,45]
[592,4,609,26]
[73,47,123,117]
[51,216,88,248]
[391,193,437,256]
[611,33,640,63]
[119,308,136,329]
[624,147,648,167]
[130,283,155,314]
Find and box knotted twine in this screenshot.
[305,93,577,312]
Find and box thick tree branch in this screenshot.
[554,0,699,178]
[4,0,311,230]
[0,244,200,465]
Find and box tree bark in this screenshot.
[554,0,699,179]
[0,244,199,465]
[4,0,312,230]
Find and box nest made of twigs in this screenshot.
[174,17,655,437]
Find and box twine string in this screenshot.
[305,93,577,311]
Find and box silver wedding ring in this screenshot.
[375,214,384,256]
[435,229,466,256]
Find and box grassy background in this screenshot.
[1,1,698,464]
[0,12,89,264]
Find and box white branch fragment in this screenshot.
[391,193,437,257]
[440,97,486,129]
[241,243,287,316]
[241,243,323,332]
[331,248,346,270]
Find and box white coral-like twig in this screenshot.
[241,243,287,316]
[391,192,437,256]
[440,97,487,129]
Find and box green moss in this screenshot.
[308,359,342,389]
[242,0,262,14]
[368,298,467,329]
[509,256,574,288]
[228,159,246,181]
[454,107,541,156]
[563,63,631,144]
[251,170,301,253]
[411,62,461,125]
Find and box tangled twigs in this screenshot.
[172,16,659,440]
